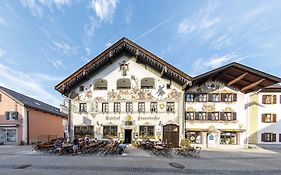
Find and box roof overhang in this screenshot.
[190,62,281,93]
[55,37,192,96]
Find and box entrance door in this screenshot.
[163,124,179,147]
[124,129,132,144]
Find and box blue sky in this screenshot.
[0,0,281,107]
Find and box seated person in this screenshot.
[156,139,162,145]
[54,139,63,154]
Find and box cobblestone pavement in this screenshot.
[0,145,281,175]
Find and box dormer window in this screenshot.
[117,78,131,89]
[141,78,155,89]
[94,79,107,90]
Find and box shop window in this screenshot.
[126,102,133,113]
[94,79,107,90]
[141,78,155,89]
[198,94,207,102]
[261,133,276,142]
[185,93,194,102]
[262,113,277,123]
[208,112,219,121]
[117,78,131,89]
[102,103,109,113]
[220,132,237,144]
[166,102,174,112]
[150,102,157,113]
[103,126,118,139]
[139,126,154,139]
[208,93,220,102]
[74,125,94,137]
[79,103,87,113]
[138,102,145,113]
[186,132,201,144]
[5,112,18,120]
[262,95,276,104]
[186,112,195,120]
[114,102,121,113]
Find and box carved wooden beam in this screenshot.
[161,66,167,77]
[227,72,248,86]
[182,80,192,90]
[241,78,265,92]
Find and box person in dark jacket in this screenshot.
[72,136,79,156]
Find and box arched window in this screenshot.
[141,78,155,89]
[94,79,107,90]
[117,78,131,89]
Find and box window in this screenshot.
[79,86,84,92]
[117,78,131,89]
[166,102,175,112]
[186,93,194,102]
[221,93,237,102]
[195,112,207,120]
[114,102,121,113]
[139,126,154,139]
[74,125,94,137]
[5,112,18,120]
[126,102,133,113]
[208,112,219,121]
[150,102,157,113]
[94,79,107,90]
[102,103,109,113]
[261,133,276,142]
[79,103,87,113]
[6,129,17,142]
[279,134,281,142]
[198,94,207,102]
[0,93,2,102]
[208,93,220,102]
[262,95,276,104]
[185,112,195,120]
[261,113,277,123]
[141,78,155,89]
[138,102,145,113]
[103,126,118,139]
[186,132,201,144]
[220,132,237,144]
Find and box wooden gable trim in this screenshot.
[227,72,248,86]
[241,78,265,92]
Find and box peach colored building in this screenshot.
[0,86,67,145]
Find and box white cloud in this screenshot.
[84,16,100,41]
[47,57,63,68]
[20,0,72,17]
[124,5,132,24]
[31,73,64,82]
[85,47,91,56]
[211,34,232,50]
[0,16,7,26]
[178,20,195,34]
[52,40,77,55]
[0,63,62,106]
[0,49,6,57]
[105,42,112,48]
[90,0,119,22]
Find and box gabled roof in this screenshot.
[260,83,281,92]
[191,62,281,93]
[0,86,66,118]
[55,37,192,96]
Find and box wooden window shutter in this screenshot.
[220,112,224,120]
[6,111,9,120]
[273,95,277,104]
[194,94,199,102]
[232,112,237,120]
[207,112,212,120]
[14,112,18,120]
[233,93,237,102]
[273,114,277,123]
[195,112,199,120]
[280,95,281,104]
[272,133,276,142]
[208,94,213,102]
[261,114,265,122]
[279,134,281,142]
[261,133,265,142]
[221,94,226,102]
[262,95,266,104]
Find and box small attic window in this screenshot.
[117,78,131,89]
[141,78,155,89]
[79,86,84,92]
[94,79,107,90]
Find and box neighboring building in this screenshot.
[185,63,281,148]
[0,86,67,144]
[254,84,281,144]
[55,38,192,146]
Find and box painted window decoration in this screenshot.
[74,125,94,137]
[262,95,277,104]
[261,133,276,142]
[139,126,154,139]
[185,132,201,144]
[5,112,18,120]
[114,102,121,113]
[138,102,145,113]
[126,102,133,113]
[103,126,118,139]
[117,78,131,89]
[79,103,87,113]
[185,93,194,102]
[208,93,220,102]
[150,102,157,113]
[102,103,109,113]
[94,79,107,90]
[262,113,277,123]
[141,78,155,89]
[166,102,175,112]
[185,112,195,120]
[220,132,237,144]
